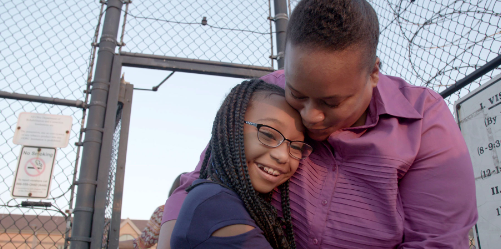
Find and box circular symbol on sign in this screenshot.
[25,158,46,177]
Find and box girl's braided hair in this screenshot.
[193,79,296,249]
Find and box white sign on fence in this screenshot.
[13,112,72,148]
[11,146,57,199]
[455,73,501,248]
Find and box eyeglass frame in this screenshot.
[244,121,313,160]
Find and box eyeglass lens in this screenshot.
[257,126,311,159]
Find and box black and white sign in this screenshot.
[13,112,72,148]
[456,73,501,248]
[11,146,57,199]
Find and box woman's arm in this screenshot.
[157,220,176,249]
[399,95,477,248]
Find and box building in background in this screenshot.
[0,214,150,249]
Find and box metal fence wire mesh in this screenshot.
[0,0,103,248]
[289,0,501,111]
[120,0,275,68]
[0,0,500,248]
[0,102,83,249]
[100,107,122,249]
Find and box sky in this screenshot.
[119,67,244,219]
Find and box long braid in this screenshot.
[280,181,296,249]
[196,79,296,249]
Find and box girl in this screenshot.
[170,79,312,248]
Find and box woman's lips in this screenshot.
[307,127,329,134]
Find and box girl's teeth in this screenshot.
[260,165,280,176]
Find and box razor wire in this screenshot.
[0,0,105,248]
[0,0,498,248]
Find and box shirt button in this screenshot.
[313,238,318,245]
[321,200,328,206]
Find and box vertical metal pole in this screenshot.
[70,1,123,248]
[273,0,289,69]
[90,54,123,248]
[107,81,134,249]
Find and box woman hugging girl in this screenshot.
[170,79,312,249]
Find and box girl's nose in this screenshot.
[270,141,290,164]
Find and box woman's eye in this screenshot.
[290,91,306,100]
[324,101,340,108]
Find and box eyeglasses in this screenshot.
[244,121,313,160]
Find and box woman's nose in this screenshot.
[301,101,325,125]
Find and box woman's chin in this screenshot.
[307,129,331,141]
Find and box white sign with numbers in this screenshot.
[455,73,501,248]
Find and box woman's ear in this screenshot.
[369,57,380,88]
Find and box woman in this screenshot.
[170,80,312,248]
[162,0,476,248]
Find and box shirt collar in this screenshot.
[347,73,422,131]
[374,73,423,120]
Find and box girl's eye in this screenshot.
[260,130,278,141]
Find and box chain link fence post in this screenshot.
[70,0,124,248]
[273,0,289,69]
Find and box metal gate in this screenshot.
[1,0,499,249]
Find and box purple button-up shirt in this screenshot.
[163,71,477,248]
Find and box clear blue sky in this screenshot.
[120,66,244,219]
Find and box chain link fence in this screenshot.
[1,0,499,248]
[121,0,276,68]
[0,0,104,248]
[100,106,122,249]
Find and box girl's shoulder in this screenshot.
[172,179,263,248]
[185,179,237,202]
[182,179,249,221]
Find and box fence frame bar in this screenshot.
[440,54,501,99]
[273,0,288,69]
[120,52,274,78]
[90,54,124,248]
[0,91,85,108]
[70,1,124,248]
[107,81,134,249]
